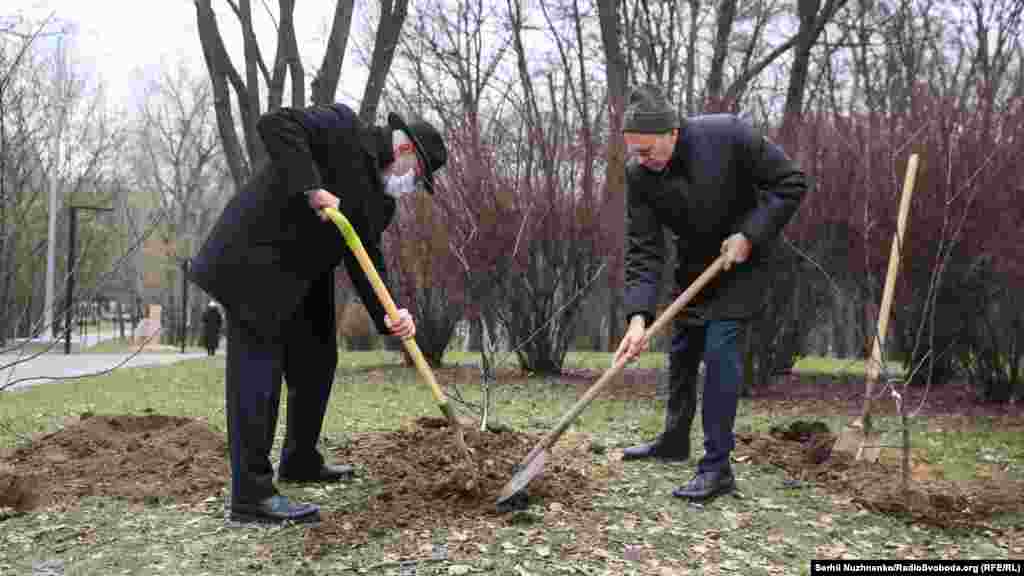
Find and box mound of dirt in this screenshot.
[0,413,228,512]
[736,420,1024,531]
[305,417,597,555]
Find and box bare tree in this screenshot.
[358,0,410,122]
[0,24,135,371]
[597,0,628,351]
[0,15,56,344]
[132,63,229,344]
[780,0,851,142]
[193,1,409,190]
[705,0,737,107]
[501,0,608,373]
[311,2,355,105]
[385,0,511,373]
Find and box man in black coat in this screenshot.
[200,301,223,356]
[612,84,808,501]
[189,103,447,523]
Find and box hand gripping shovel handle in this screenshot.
[322,207,468,450]
[497,255,727,504]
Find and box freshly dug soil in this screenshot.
[0,413,227,511]
[734,419,1024,531]
[304,416,597,554]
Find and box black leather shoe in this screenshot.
[672,468,736,501]
[622,439,690,462]
[278,463,355,484]
[230,495,320,524]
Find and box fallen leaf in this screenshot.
[514,564,534,576]
[623,545,643,562]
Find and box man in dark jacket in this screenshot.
[612,84,808,501]
[189,103,447,523]
[200,301,223,356]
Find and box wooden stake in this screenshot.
[856,154,919,459]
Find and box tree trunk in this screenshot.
[597,0,627,352]
[312,1,355,105]
[706,0,736,109]
[195,0,365,189]
[238,0,264,165]
[194,0,250,190]
[781,0,849,142]
[358,0,410,123]
[685,0,700,114]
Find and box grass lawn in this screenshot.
[1,351,1020,575]
[792,355,905,377]
[82,338,207,354]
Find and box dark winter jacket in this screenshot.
[201,306,223,349]
[189,103,397,340]
[624,114,808,324]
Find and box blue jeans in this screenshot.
[670,319,744,473]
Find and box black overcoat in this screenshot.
[189,104,396,340]
[624,114,809,324]
[201,306,223,350]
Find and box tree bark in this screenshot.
[781,0,849,142]
[359,0,410,123]
[312,1,355,105]
[194,0,250,189]
[705,0,736,109]
[237,0,267,166]
[196,0,366,189]
[598,0,626,352]
[685,0,700,114]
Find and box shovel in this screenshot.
[496,255,727,508]
[323,206,472,458]
[834,153,919,461]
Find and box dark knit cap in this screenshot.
[623,84,678,133]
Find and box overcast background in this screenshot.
[7,0,372,114]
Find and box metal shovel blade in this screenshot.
[496,450,546,507]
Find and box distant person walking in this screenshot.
[201,302,223,356]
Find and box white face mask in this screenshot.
[384,170,418,199]
[382,129,420,199]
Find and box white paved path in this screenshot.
[1,351,212,391]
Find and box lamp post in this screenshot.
[65,204,114,354]
[180,258,190,354]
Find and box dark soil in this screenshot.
[0,413,227,512]
[734,420,1024,532]
[304,416,597,556]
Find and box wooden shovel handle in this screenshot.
[860,153,919,424]
[520,255,728,465]
[322,207,449,405]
